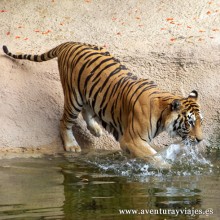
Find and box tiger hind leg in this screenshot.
[60,93,82,152]
[82,105,103,137]
[60,116,82,152]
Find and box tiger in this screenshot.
[3,42,203,164]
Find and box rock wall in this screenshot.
[1,0,219,153]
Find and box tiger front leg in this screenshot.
[60,118,81,153]
[120,133,171,169]
[120,136,157,160]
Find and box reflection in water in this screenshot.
[0,158,65,219]
[0,149,219,220]
[60,150,219,220]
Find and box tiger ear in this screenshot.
[171,99,181,111]
[188,90,198,100]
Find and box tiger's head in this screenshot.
[166,90,203,146]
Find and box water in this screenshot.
[0,146,219,220]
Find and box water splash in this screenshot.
[158,142,210,164]
[86,143,212,180]
[88,155,163,179]
[157,142,212,176]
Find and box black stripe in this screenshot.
[119,65,127,70]
[103,51,110,56]
[98,108,102,119]
[90,57,113,75]
[62,45,77,66]
[74,49,91,65]
[110,102,117,127]
[110,76,124,98]
[89,78,101,97]
[130,85,157,135]
[63,116,77,124]
[113,129,119,141]
[68,45,87,103]
[63,45,84,71]
[154,107,168,137]
[64,107,79,119]
[77,60,90,101]
[117,77,132,101]
[66,86,82,112]
[3,45,8,54]
[117,116,123,135]
[41,53,46,61]
[92,88,101,109]
[122,81,138,102]
[64,91,79,112]
[182,100,188,105]
[113,57,120,63]
[114,80,126,108]
[84,73,94,95]
[87,55,102,67]
[84,52,101,60]
[60,48,76,90]
[131,84,157,107]
[190,104,199,108]
[102,103,108,117]
[179,117,184,125]
[92,62,117,82]
[99,82,112,108]
[108,83,118,100]
[83,57,113,96]
[100,67,121,92]
[138,131,148,142]
[128,127,135,143]
[72,87,83,108]
[149,98,153,135]
[128,81,154,108]
[173,115,180,131]
[34,55,38,61]
[72,104,81,112]
[119,108,123,130]
[84,57,114,95]
[102,121,107,130]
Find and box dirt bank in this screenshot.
[0,0,219,156]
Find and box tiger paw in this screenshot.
[87,124,103,137]
[152,155,171,170]
[64,145,82,152]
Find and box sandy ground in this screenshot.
[0,0,220,157]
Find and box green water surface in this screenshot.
[0,150,219,220]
